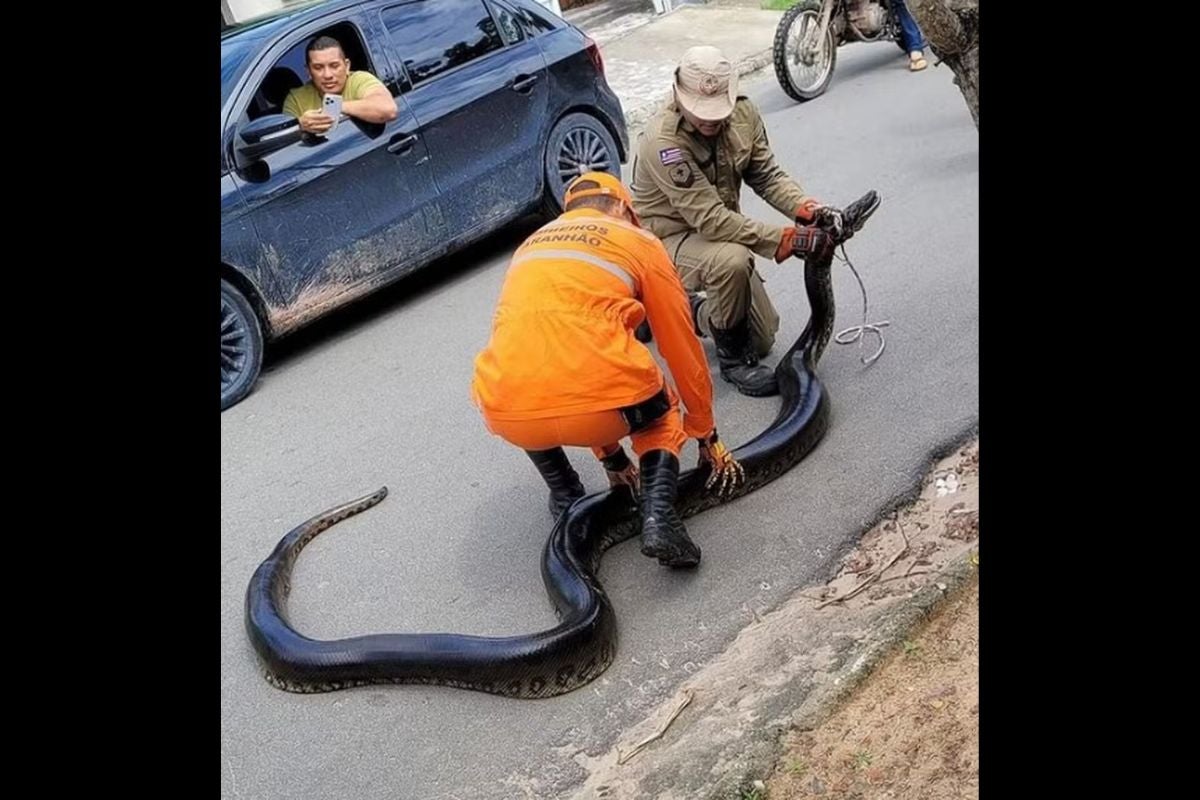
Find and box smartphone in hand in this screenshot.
[321,93,343,130]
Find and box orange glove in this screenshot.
[775,227,796,262]
[698,430,745,498]
[791,225,835,261]
[795,198,822,222]
[777,224,836,262]
[778,197,828,261]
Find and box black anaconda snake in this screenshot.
[245,191,881,698]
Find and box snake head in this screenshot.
[835,190,881,244]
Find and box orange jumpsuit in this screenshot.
[471,207,716,459]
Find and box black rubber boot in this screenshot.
[638,450,701,568]
[526,448,586,519]
[709,318,778,397]
[687,292,708,338]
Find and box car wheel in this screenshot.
[221,277,263,411]
[541,112,621,218]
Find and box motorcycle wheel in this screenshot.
[772,0,837,102]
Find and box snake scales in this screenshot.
[245,191,881,698]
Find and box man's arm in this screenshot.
[635,235,716,440]
[741,102,817,221]
[342,73,398,123]
[283,87,337,135]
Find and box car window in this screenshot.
[514,2,559,34]
[489,1,525,45]
[246,43,308,121]
[242,24,377,122]
[222,37,259,108]
[381,0,504,87]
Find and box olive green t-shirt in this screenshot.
[282,71,386,118]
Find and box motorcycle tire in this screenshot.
[773,0,837,102]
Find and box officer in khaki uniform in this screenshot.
[631,46,840,397]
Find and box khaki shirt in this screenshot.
[631,97,812,260]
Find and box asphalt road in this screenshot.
[220,45,978,800]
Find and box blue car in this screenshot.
[221,0,628,409]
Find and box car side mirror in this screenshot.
[237,114,302,160]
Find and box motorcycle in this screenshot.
[772,0,909,102]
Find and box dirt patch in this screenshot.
[764,578,978,799]
[762,445,980,800]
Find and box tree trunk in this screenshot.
[909,0,979,128]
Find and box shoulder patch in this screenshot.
[668,162,694,188]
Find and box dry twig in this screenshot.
[616,689,695,764]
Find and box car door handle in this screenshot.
[510,74,539,94]
[387,133,418,155]
[261,179,298,201]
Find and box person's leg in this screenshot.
[593,442,639,492]
[525,447,587,519]
[745,262,782,359]
[673,236,758,333]
[481,409,627,519]
[636,449,698,567]
[626,386,688,460]
[628,387,701,568]
[481,393,699,568]
[671,234,780,396]
[892,0,928,70]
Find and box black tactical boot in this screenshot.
[526,447,586,519]
[687,292,708,338]
[709,318,778,397]
[638,450,701,568]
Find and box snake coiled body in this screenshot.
[245,192,879,698]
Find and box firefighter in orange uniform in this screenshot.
[472,172,744,569]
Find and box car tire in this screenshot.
[540,112,621,218]
[221,277,264,411]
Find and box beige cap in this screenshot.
[674,46,737,122]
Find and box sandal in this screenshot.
[909,52,928,72]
